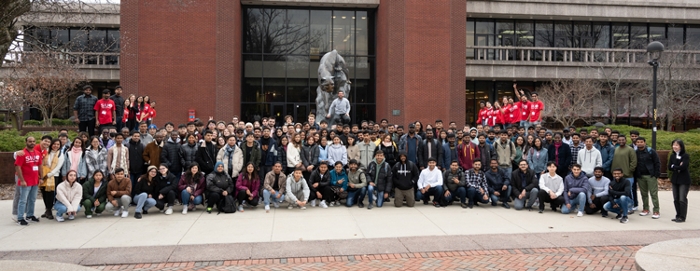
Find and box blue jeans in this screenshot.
[134,193,156,213]
[360,185,374,204]
[490,185,512,204]
[626,178,635,209]
[130,174,139,198]
[17,185,38,221]
[416,186,444,203]
[263,189,285,206]
[54,201,82,217]
[444,187,467,204]
[604,196,630,216]
[561,192,586,214]
[181,190,203,206]
[346,188,362,207]
[467,187,490,204]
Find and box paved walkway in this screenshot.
[0,191,697,266]
[95,245,643,271]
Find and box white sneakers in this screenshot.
[114,209,121,217]
[329,201,335,207]
[55,216,65,222]
[165,207,173,215]
[311,199,317,207]
[273,201,280,209]
[320,200,328,209]
[182,207,188,215]
[121,210,129,218]
[238,205,244,212]
[288,205,294,210]
[265,205,271,212]
[577,211,584,217]
[86,215,92,219]
[301,206,306,210]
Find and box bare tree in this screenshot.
[646,48,700,130]
[0,81,25,128]
[4,53,83,126]
[540,78,603,128]
[244,8,324,59]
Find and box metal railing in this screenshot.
[4,51,120,66]
[467,46,700,64]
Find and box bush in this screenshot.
[23,120,43,126]
[49,119,76,126]
[0,130,79,152]
[585,125,699,151]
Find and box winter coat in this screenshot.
[56,181,83,213]
[196,141,217,174]
[477,143,497,168]
[375,143,399,167]
[442,169,466,192]
[527,147,548,173]
[260,137,278,167]
[126,140,145,175]
[301,143,320,168]
[263,171,287,194]
[347,169,367,190]
[143,140,164,167]
[510,168,538,197]
[327,144,348,166]
[134,176,157,196]
[82,178,107,204]
[547,142,572,177]
[594,141,615,172]
[634,147,660,178]
[161,138,183,173]
[155,172,178,196]
[441,142,458,170]
[421,138,444,169]
[179,142,198,170]
[178,174,206,197]
[366,159,393,191]
[85,147,108,177]
[308,168,331,189]
[107,176,131,202]
[206,170,234,195]
[236,173,260,198]
[356,141,376,169]
[347,145,360,164]
[276,145,288,168]
[286,143,302,169]
[216,145,244,178]
[485,168,510,194]
[669,151,690,185]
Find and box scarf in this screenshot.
[554,142,562,164]
[70,147,82,172]
[41,151,61,191]
[225,145,236,173]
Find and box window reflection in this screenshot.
[332,10,355,55]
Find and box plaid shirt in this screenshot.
[570,143,584,166]
[73,94,97,121]
[464,169,488,192]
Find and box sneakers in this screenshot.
[68,214,75,220]
[26,216,39,223]
[86,215,92,219]
[301,206,306,210]
[620,216,629,223]
[632,206,638,211]
[55,216,65,222]
[182,207,188,215]
[265,205,270,212]
[367,204,374,210]
[502,203,511,209]
[652,212,660,219]
[273,201,280,209]
[461,203,468,209]
[615,213,622,219]
[577,211,583,217]
[329,201,335,207]
[134,212,142,219]
[310,199,316,207]
[121,210,129,218]
[238,205,244,212]
[639,210,650,216]
[206,207,212,214]
[165,207,173,215]
[334,200,340,207]
[17,219,28,226]
[358,202,365,208]
[288,205,294,210]
[114,209,122,217]
[320,200,328,209]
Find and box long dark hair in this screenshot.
[243,162,259,181]
[184,162,203,185]
[672,139,686,156]
[533,137,543,151]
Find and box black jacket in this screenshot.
[669,152,690,185]
[366,159,393,191]
[477,143,496,166]
[485,168,510,194]
[420,138,443,169]
[391,160,420,190]
[302,143,320,168]
[442,169,466,192]
[179,143,198,169]
[375,144,399,167]
[608,177,631,202]
[547,142,572,177]
[155,172,178,196]
[127,140,145,174]
[196,141,217,174]
[510,168,538,197]
[161,139,183,173]
[134,176,157,196]
[634,147,660,178]
[308,169,331,189]
[241,141,262,168]
[206,171,234,195]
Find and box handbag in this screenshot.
[220,194,237,213]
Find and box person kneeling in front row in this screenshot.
[443,161,467,208]
[416,158,444,207]
[345,159,367,207]
[537,162,565,213]
[206,162,234,214]
[263,162,286,212]
[106,168,132,218]
[604,168,632,223]
[393,153,419,208]
[585,167,610,217]
[55,170,83,222]
[485,158,511,209]
[465,159,489,208]
[510,160,539,211]
[286,168,310,209]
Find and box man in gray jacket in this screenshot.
[286,168,309,210]
[326,91,351,125]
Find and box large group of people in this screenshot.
[11,84,691,227]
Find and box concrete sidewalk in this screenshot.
[0,191,697,265]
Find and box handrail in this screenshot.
[4,51,120,66]
[467,45,700,64]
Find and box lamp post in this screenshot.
[647,41,665,150]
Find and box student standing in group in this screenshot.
[94,89,116,130]
[73,85,98,136]
[634,137,661,219]
[669,139,690,223]
[40,139,64,220]
[110,86,125,131]
[15,137,44,225]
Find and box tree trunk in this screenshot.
[9,111,22,131]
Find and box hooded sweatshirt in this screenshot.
[330,169,348,191]
[563,171,590,205]
[286,174,310,203]
[577,147,602,177]
[327,143,348,166]
[391,153,420,191]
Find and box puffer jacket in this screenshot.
[206,170,234,195]
[301,143,320,168]
[85,147,108,177]
[216,145,244,178]
[241,141,262,168]
[82,177,107,204]
[56,180,83,213]
[308,168,331,189]
[179,142,198,169]
[366,159,393,191]
[161,138,183,173]
[155,171,179,196]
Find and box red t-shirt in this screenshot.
[148,108,156,120]
[15,147,43,186]
[123,108,130,123]
[93,99,115,125]
[486,109,497,127]
[519,101,530,122]
[508,103,520,124]
[502,104,513,124]
[478,108,488,124]
[530,100,544,122]
[136,104,151,121]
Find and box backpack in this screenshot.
[219,194,237,214]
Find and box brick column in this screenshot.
[216,0,241,121]
[376,0,466,127]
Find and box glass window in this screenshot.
[310,10,332,58]
[612,23,629,48]
[574,22,591,48]
[287,79,310,103]
[356,11,369,56]
[286,9,310,55]
[50,29,69,48]
[262,9,287,54]
[535,21,553,47]
[244,8,263,53]
[263,78,285,103]
[474,81,492,105]
[332,10,355,55]
[592,23,610,48]
[287,56,309,79]
[667,24,684,48]
[496,21,515,60]
[475,21,494,59]
[630,24,647,49]
[649,24,666,44]
[69,29,88,51]
[353,105,375,124]
[242,78,263,103]
[263,55,286,78]
[515,21,534,47]
[687,25,700,50]
[466,20,475,59]
[554,22,572,48]
[465,81,476,125]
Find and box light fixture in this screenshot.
[352,16,355,19]
[341,16,346,19]
[332,16,336,19]
[361,16,366,20]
